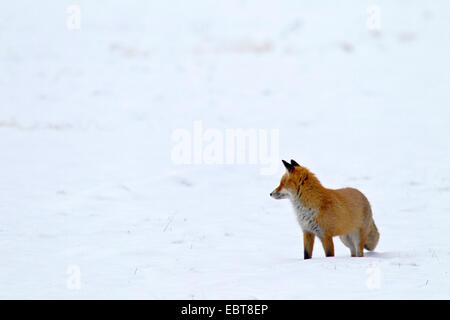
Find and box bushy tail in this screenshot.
[364,219,379,251]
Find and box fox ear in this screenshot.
[290,159,300,167]
[282,160,295,173]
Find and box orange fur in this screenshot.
[271,161,379,258]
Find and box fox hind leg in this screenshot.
[347,229,366,257]
[357,229,368,257]
[340,230,363,257]
[340,234,357,257]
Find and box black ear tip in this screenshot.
[290,159,300,167]
[282,159,295,172]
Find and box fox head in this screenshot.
[270,159,309,200]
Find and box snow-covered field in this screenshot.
[1,0,449,299]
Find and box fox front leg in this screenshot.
[320,236,335,257]
[303,231,315,259]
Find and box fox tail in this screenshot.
[364,219,380,251]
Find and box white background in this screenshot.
[0,0,449,299]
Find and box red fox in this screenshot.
[270,160,379,259]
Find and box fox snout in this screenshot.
[270,189,288,199]
[270,191,281,199]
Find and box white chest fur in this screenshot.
[290,197,323,238]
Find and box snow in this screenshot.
[1,0,449,299]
